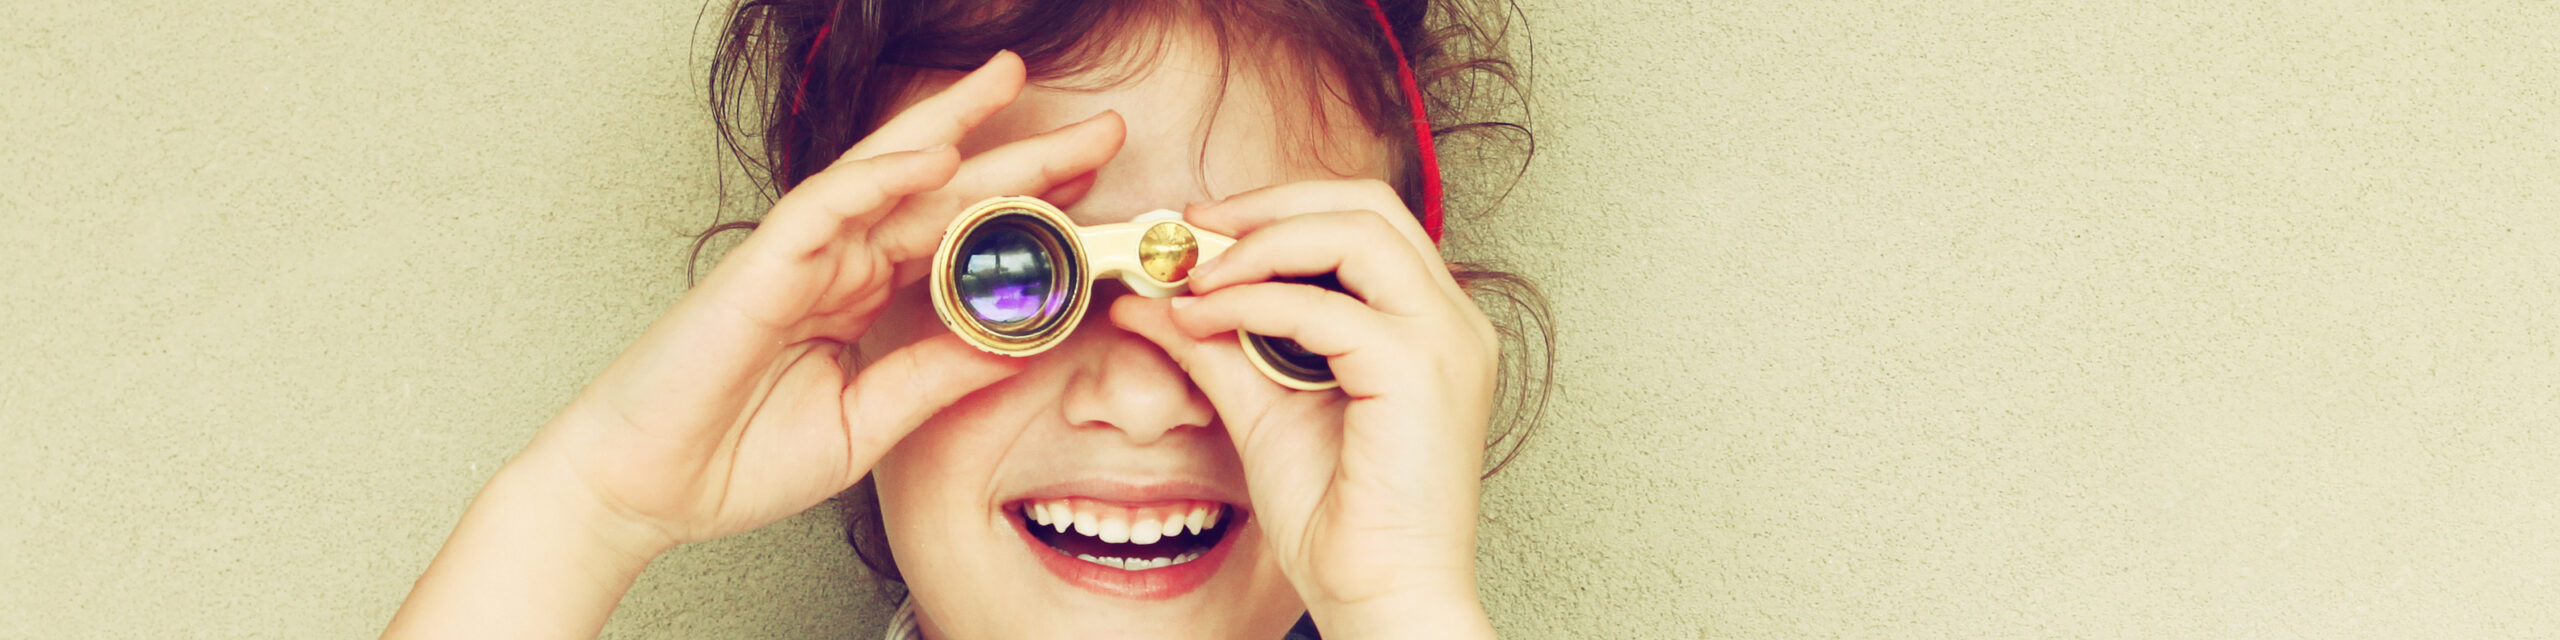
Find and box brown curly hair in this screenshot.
[694,0,1552,589]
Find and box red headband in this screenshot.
[1359,0,1446,243]
[789,0,1445,243]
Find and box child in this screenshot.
[384,0,1544,637]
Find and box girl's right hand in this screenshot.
[522,51,1126,553]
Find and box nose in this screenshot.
[1059,321,1216,445]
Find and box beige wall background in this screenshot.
[5,0,2556,637]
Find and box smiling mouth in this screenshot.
[1016,499,1235,571]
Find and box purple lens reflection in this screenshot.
[956,225,1061,330]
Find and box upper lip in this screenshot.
[1005,478,1245,508]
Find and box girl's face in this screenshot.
[854,21,1395,640]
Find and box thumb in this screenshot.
[840,333,1027,470]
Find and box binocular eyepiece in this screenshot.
[928,196,1339,391]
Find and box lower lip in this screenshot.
[1012,510,1239,601]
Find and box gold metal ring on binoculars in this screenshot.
[929,196,1340,391]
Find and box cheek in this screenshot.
[873,368,1046,512]
[870,369,1052,602]
[871,351,1093,635]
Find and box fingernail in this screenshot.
[920,143,950,154]
[1189,256,1221,278]
[1170,296,1197,310]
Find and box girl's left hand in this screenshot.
[1109,179,1501,637]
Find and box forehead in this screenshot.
[899,20,1395,223]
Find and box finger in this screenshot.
[1185,178,1445,271]
[870,110,1128,271]
[938,110,1125,207]
[742,147,962,269]
[1166,282,1408,395]
[1035,170,1098,209]
[647,146,954,392]
[840,51,1028,162]
[1107,295,1284,404]
[840,333,1028,476]
[1112,295,1339,524]
[1185,210,1446,318]
[1169,284,1482,484]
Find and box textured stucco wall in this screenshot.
[6,0,2557,638]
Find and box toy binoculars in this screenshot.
[929,196,1338,390]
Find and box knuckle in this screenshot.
[1367,215,1409,246]
[1348,177,1397,202]
[1314,208,1378,231]
[1285,282,1336,307]
[1314,209,1400,243]
[1336,181,1428,247]
[1422,340,1472,382]
[1350,179,1416,216]
[1435,306,1501,371]
[785,167,843,197]
[1439,319,1488,360]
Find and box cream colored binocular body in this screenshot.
[929,196,1339,391]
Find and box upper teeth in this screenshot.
[1026,499,1225,545]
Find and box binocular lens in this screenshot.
[953,217,1073,336]
[1246,334,1330,382]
